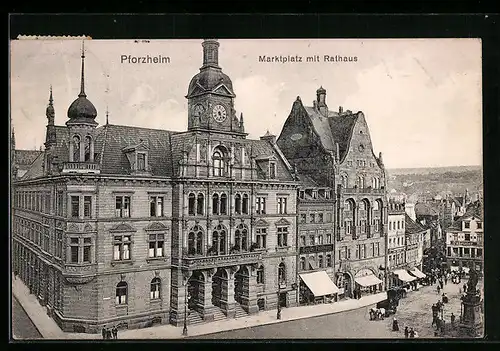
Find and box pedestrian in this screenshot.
[409,327,415,338]
[392,317,399,331]
[463,283,467,294]
[404,326,409,338]
[444,276,447,285]
[437,285,441,294]
[106,329,112,340]
[451,313,456,327]
[102,326,106,340]
[112,326,118,340]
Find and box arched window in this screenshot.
[220,193,228,215]
[341,175,348,188]
[115,281,128,305]
[212,193,219,215]
[188,193,196,215]
[357,176,364,188]
[197,193,204,215]
[235,194,242,214]
[188,225,204,256]
[300,257,306,271]
[359,201,366,211]
[72,135,81,162]
[234,224,249,251]
[345,200,353,211]
[257,265,264,284]
[242,194,249,214]
[373,200,380,211]
[278,262,286,285]
[212,147,227,177]
[150,277,161,300]
[212,224,227,255]
[84,136,92,161]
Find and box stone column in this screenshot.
[169,269,190,327]
[199,269,216,321]
[246,265,259,314]
[221,266,238,318]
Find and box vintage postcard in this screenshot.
[10,38,483,340]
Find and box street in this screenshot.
[192,277,483,339]
[11,296,42,340]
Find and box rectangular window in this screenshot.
[326,254,332,267]
[326,234,332,244]
[83,238,92,263]
[148,233,165,258]
[113,235,132,261]
[256,197,266,215]
[318,255,324,268]
[70,238,79,263]
[277,227,288,247]
[269,162,276,179]
[310,214,315,223]
[477,222,482,229]
[56,230,63,259]
[477,248,483,257]
[299,191,305,199]
[300,214,306,223]
[43,228,50,252]
[71,196,80,218]
[83,196,92,218]
[137,153,146,171]
[317,235,324,245]
[309,235,315,246]
[318,213,324,223]
[57,192,64,217]
[257,268,264,284]
[277,197,287,214]
[150,196,164,217]
[256,228,267,248]
[326,212,332,223]
[464,221,470,229]
[116,196,131,218]
[465,233,471,241]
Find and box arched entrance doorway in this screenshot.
[212,268,227,309]
[188,271,204,312]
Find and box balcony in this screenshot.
[181,251,262,270]
[343,187,385,195]
[299,244,334,255]
[61,162,101,174]
[63,263,97,284]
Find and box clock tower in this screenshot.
[186,39,245,136]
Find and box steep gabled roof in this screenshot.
[405,213,427,234]
[15,150,43,167]
[20,151,45,180]
[447,200,483,231]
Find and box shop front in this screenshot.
[299,271,340,305]
[392,269,416,288]
[354,269,383,297]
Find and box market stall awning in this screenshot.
[299,271,340,297]
[410,267,426,279]
[393,269,417,282]
[354,274,383,287]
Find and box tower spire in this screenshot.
[49,85,53,105]
[106,106,109,125]
[79,41,86,98]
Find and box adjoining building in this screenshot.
[12,40,299,333]
[276,87,387,299]
[387,201,410,288]
[445,200,483,274]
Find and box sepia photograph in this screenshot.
[10,38,483,340]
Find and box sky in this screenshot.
[10,39,482,169]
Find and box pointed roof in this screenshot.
[405,213,427,234]
[447,200,483,231]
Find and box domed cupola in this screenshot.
[186,39,235,98]
[66,42,98,126]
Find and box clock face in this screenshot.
[193,104,205,117]
[212,104,227,123]
[358,144,365,152]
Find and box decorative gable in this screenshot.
[255,155,278,180]
[254,219,270,227]
[110,223,136,233]
[67,223,80,233]
[212,84,234,96]
[145,222,169,232]
[275,218,291,226]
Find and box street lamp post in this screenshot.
[277,282,282,320]
[182,279,189,336]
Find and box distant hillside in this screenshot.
[387,165,482,176]
[386,166,483,198]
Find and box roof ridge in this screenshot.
[106,123,179,134]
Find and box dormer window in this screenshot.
[312,190,318,199]
[123,141,150,175]
[269,162,276,179]
[464,221,470,229]
[212,146,229,177]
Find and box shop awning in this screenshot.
[354,274,383,287]
[410,267,426,279]
[393,269,417,282]
[299,271,340,297]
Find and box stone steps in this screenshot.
[213,308,227,321]
[234,304,249,319]
[187,310,204,326]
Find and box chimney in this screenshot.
[260,130,276,144]
[339,106,343,114]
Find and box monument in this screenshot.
[458,268,483,337]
